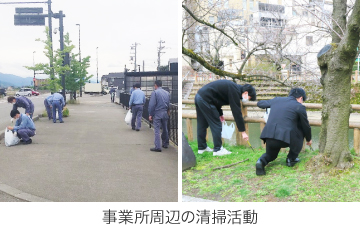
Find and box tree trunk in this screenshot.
[318,45,354,169]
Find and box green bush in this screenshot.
[62,107,69,117]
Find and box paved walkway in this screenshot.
[0,95,178,202]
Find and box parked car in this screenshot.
[15,88,32,97]
[0,88,6,97]
[31,90,40,96]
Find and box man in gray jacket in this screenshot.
[148,80,171,152]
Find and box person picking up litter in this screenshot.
[7,109,36,145]
[195,80,256,156]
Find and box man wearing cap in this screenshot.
[52,93,65,123]
[8,96,34,119]
[129,83,145,131]
[7,109,36,145]
[195,80,257,156]
[255,87,312,176]
[148,80,171,152]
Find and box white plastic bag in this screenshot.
[221,122,235,140]
[4,129,20,147]
[264,108,271,123]
[125,110,132,125]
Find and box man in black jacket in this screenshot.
[256,88,312,176]
[195,80,256,156]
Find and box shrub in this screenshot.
[62,107,69,117]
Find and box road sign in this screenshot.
[15,8,43,14]
[33,78,36,82]
[14,14,45,26]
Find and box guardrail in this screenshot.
[182,101,360,153]
[120,92,178,146]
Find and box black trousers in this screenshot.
[260,138,301,165]
[195,94,222,152]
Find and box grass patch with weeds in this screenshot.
[182,141,360,202]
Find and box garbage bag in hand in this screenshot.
[221,122,235,140]
[124,110,132,125]
[4,129,20,147]
[264,108,271,123]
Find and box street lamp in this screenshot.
[76,23,82,97]
[33,51,36,90]
[96,47,99,83]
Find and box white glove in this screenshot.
[10,118,14,123]
[13,132,17,137]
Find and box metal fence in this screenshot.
[119,92,178,146]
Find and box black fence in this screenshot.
[119,92,178,146]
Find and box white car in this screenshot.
[16,88,32,97]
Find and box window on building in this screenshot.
[249,0,254,10]
[302,11,308,17]
[224,0,229,8]
[209,16,215,24]
[208,0,213,7]
[243,0,247,10]
[258,3,285,13]
[229,59,233,67]
[306,36,313,46]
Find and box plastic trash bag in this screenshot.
[125,110,132,125]
[221,122,235,140]
[264,108,271,123]
[4,128,20,147]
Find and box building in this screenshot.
[101,72,125,91]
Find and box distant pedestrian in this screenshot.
[7,109,36,145]
[129,83,145,131]
[148,80,171,152]
[52,93,65,123]
[109,86,116,103]
[8,96,34,119]
[44,94,54,120]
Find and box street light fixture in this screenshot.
[76,23,82,96]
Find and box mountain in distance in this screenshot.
[0,73,33,88]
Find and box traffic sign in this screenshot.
[15,8,43,14]
[14,14,46,26]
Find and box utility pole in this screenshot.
[76,23,82,97]
[157,39,165,71]
[130,43,139,72]
[143,60,144,72]
[47,0,54,81]
[58,10,66,102]
[96,47,99,83]
[33,51,36,90]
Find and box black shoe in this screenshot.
[23,139,32,145]
[286,158,300,167]
[132,127,135,130]
[150,148,162,152]
[162,145,168,148]
[256,158,266,176]
[20,139,25,143]
[60,121,64,123]
[136,129,140,131]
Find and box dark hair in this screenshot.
[289,88,307,101]
[134,83,141,88]
[155,80,162,87]
[241,84,256,101]
[10,109,20,118]
[132,84,136,88]
[7,96,15,103]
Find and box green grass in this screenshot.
[182,141,360,202]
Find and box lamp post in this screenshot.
[76,23,82,97]
[33,51,36,90]
[96,47,99,83]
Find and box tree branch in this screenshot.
[182,4,239,47]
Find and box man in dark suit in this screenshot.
[195,80,256,156]
[256,88,312,176]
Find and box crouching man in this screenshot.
[7,109,36,145]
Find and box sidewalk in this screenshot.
[0,95,178,202]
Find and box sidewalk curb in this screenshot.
[0,114,50,202]
[182,195,217,202]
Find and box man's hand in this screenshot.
[219,115,225,122]
[7,126,13,130]
[242,132,249,141]
[306,140,312,146]
[149,116,153,121]
[26,113,29,116]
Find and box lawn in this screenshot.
[182,140,360,202]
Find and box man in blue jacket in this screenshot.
[129,83,146,131]
[7,109,36,144]
[44,94,54,120]
[256,88,312,176]
[52,93,65,123]
[8,96,34,119]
